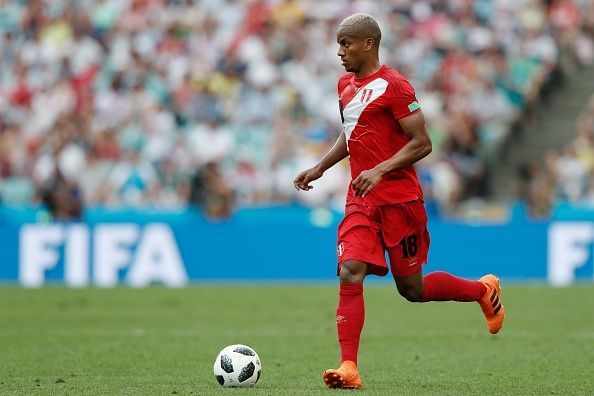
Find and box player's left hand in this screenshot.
[351,168,383,197]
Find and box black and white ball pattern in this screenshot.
[213,344,262,387]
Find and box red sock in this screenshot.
[336,284,364,365]
[421,271,486,302]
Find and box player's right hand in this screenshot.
[293,167,323,191]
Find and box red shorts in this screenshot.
[336,200,430,277]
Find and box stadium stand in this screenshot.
[0,0,592,219]
[517,93,594,217]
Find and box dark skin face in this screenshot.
[336,32,381,78]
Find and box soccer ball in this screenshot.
[213,344,262,387]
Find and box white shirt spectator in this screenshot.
[58,143,87,183]
[69,34,104,75]
[188,121,235,166]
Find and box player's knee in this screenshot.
[398,285,423,302]
[339,262,366,285]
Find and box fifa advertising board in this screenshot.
[19,224,189,287]
[547,222,594,286]
[5,219,594,287]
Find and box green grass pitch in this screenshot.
[1,284,593,395]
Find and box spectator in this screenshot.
[189,162,234,220]
[40,167,83,221]
[0,0,591,214]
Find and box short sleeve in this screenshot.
[389,78,421,120]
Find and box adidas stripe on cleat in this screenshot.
[478,274,505,334]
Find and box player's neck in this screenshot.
[354,60,382,79]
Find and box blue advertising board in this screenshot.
[1,205,593,287]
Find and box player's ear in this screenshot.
[364,37,375,52]
[364,38,372,51]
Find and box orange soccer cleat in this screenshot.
[323,360,363,389]
[478,274,505,334]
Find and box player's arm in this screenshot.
[376,110,432,174]
[293,130,349,191]
[351,111,431,197]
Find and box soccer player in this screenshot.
[293,13,505,390]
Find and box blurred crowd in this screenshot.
[0,0,593,220]
[520,94,594,218]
